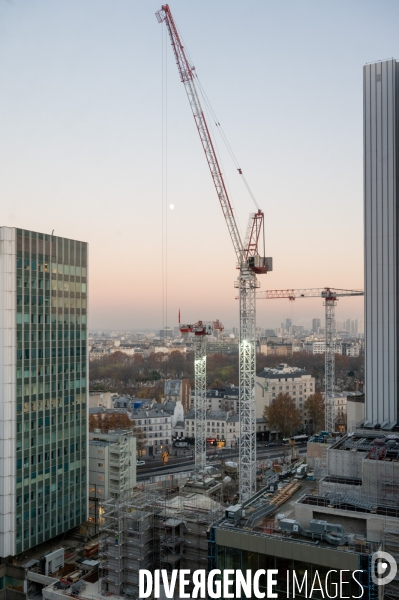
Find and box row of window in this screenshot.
[18,363,84,378]
[270,384,313,390]
[17,346,86,360]
[17,377,86,400]
[18,509,82,539]
[136,418,169,425]
[18,330,86,343]
[17,258,87,277]
[18,284,87,298]
[17,313,87,325]
[187,421,225,427]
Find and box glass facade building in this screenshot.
[0,227,88,557]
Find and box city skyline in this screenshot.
[1,1,398,328]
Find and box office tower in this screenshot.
[159,327,172,339]
[285,317,292,329]
[0,227,88,557]
[364,59,398,428]
[356,319,364,335]
[346,318,355,335]
[312,318,321,333]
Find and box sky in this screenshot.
[1,0,398,330]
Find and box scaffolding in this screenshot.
[321,434,399,508]
[99,488,158,598]
[99,485,224,599]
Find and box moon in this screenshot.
[169,204,175,210]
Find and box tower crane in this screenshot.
[156,5,272,499]
[257,288,364,432]
[179,319,224,479]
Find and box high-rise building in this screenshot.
[285,317,292,329]
[0,227,88,557]
[159,326,172,338]
[356,318,364,336]
[364,59,398,428]
[312,318,320,333]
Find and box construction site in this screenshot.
[98,484,224,598]
[26,7,399,600]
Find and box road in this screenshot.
[136,445,307,481]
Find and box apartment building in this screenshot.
[255,363,315,424]
[130,405,171,456]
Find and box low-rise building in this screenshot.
[342,342,361,357]
[131,405,172,456]
[304,341,343,354]
[185,410,229,444]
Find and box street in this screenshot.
[136,444,307,481]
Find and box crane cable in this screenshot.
[162,24,168,331]
[176,24,260,212]
[194,73,260,212]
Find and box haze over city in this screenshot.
[2,1,398,329]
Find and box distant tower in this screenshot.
[312,318,321,333]
[364,58,399,428]
[285,317,292,329]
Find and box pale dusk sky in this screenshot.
[1,1,398,329]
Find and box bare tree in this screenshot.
[264,392,302,438]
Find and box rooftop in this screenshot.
[331,431,399,460]
[257,363,309,379]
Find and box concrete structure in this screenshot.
[347,393,365,431]
[88,430,136,534]
[210,485,380,600]
[364,59,399,428]
[255,363,315,424]
[0,227,88,558]
[319,431,399,507]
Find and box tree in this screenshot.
[264,392,302,438]
[209,378,225,390]
[132,421,147,457]
[304,392,325,434]
[89,411,134,433]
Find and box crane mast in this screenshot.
[157,4,272,499]
[257,288,364,432]
[179,320,223,479]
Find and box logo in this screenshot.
[371,551,397,586]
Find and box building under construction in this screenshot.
[99,483,224,598]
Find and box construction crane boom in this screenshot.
[157,4,272,499]
[257,287,364,432]
[257,288,364,300]
[156,4,244,265]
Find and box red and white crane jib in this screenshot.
[256,288,364,301]
[156,4,269,274]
